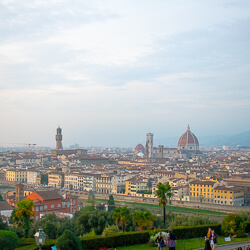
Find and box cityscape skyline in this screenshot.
[1,1,250,147]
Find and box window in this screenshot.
[36,207,39,211]
[36,216,39,220]
[51,205,54,208]
[40,206,43,210]
[44,205,47,209]
[57,204,61,208]
[73,200,76,205]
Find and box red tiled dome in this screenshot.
[134,144,145,152]
[178,125,199,150]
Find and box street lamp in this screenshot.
[34,228,47,250]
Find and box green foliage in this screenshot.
[29,213,73,239]
[155,182,173,228]
[13,199,34,238]
[166,213,217,228]
[87,228,96,237]
[73,209,114,236]
[102,225,121,236]
[136,190,152,194]
[0,230,20,250]
[113,207,131,232]
[0,218,8,230]
[81,231,150,250]
[147,179,152,189]
[240,211,250,221]
[56,230,82,250]
[40,173,48,185]
[221,214,245,237]
[9,227,24,238]
[0,194,3,201]
[133,210,155,230]
[107,195,115,211]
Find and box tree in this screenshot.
[112,207,130,232]
[73,210,114,236]
[0,230,20,250]
[221,214,246,237]
[55,230,82,250]
[29,213,73,239]
[107,195,115,211]
[133,210,155,230]
[0,194,3,201]
[147,179,152,190]
[12,199,34,238]
[0,217,8,230]
[155,182,173,228]
[40,173,48,185]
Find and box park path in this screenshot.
[194,241,250,250]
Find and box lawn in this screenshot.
[16,238,55,250]
[94,198,227,216]
[16,236,250,250]
[116,236,250,250]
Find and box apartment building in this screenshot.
[27,170,40,185]
[213,185,244,205]
[189,180,217,203]
[125,178,149,195]
[6,169,27,183]
[64,173,78,190]
[48,172,64,188]
[96,174,113,194]
[78,173,96,191]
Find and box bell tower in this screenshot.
[56,126,63,151]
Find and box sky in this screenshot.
[0,0,250,148]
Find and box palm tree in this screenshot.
[155,182,173,228]
[112,207,130,232]
[133,210,155,230]
[13,199,34,237]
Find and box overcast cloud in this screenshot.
[0,0,250,147]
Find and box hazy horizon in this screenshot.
[1,1,250,147]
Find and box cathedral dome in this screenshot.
[134,144,145,153]
[178,125,199,151]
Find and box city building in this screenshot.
[27,170,40,185]
[26,190,78,220]
[48,171,64,188]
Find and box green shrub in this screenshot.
[9,227,24,238]
[102,225,121,236]
[56,230,82,250]
[221,214,245,237]
[81,231,150,250]
[170,224,221,239]
[245,221,250,233]
[0,230,20,250]
[80,223,221,249]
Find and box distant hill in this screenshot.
[199,130,250,147]
[155,130,250,147]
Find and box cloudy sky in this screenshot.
[1,0,250,148]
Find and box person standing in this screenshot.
[156,232,165,250]
[167,230,177,250]
[210,230,217,250]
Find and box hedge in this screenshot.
[0,230,20,250]
[171,224,221,239]
[80,224,222,250]
[245,221,250,233]
[81,231,150,250]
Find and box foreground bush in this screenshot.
[56,230,82,250]
[82,231,149,250]
[221,214,246,237]
[0,230,20,250]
